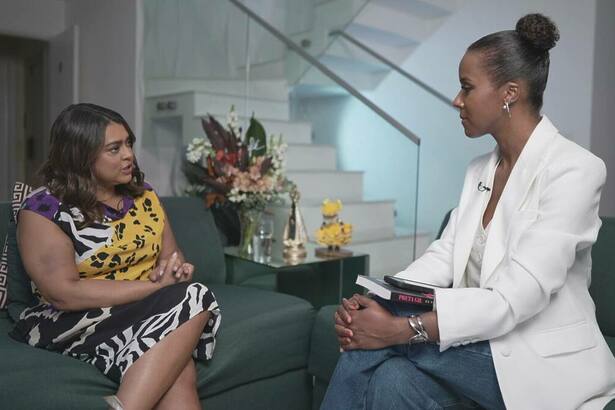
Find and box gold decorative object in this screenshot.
[315,199,353,257]
[283,185,308,260]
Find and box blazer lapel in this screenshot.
[452,150,499,287]
[480,116,558,286]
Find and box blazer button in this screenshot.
[500,344,512,357]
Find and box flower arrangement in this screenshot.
[183,106,290,210]
[183,106,291,254]
[315,199,353,254]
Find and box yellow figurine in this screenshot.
[315,199,353,257]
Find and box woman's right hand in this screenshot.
[335,296,361,349]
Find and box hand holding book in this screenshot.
[355,275,441,307]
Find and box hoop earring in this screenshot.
[502,101,512,118]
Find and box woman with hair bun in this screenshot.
[323,14,615,409]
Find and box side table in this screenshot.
[224,243,369,308]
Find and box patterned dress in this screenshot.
[9,186,221,383]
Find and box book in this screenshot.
[355,275,437,307]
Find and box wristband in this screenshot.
[408,315,430,344]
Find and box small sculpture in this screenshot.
[315,199,353,257]
[283,185,308,260]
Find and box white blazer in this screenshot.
[396,116,615,409]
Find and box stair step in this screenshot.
[286,144,336,171]
[372,0,457,17]
[298,63,386,90]
[193,92,289,121]
[287,170,364,202]
[145,78,289,101]
[261,120,312,144]
[187,116,312,145]
[146,91,290,126]
[343,232,432,278]
[271,199,397,243]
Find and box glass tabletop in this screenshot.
[225,241,366,269]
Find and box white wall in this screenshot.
[591,0,615,217]
[298,0,601,240]
[372,0,598,238]
[65,0,140,137]
[0,0,65,40]
[0,0,142,144]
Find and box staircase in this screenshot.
[144,79,431,278]
[292,0,459,90]
[141,0,462,277]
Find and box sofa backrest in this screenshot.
[0,196,226,291]
[159,196,226,284]
[590,217,615,338]
[0,201,9,240]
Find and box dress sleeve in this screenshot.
[18,188,60,223]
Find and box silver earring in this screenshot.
[502,101,511,118]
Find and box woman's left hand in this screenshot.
[342,294,411,351]
[174,262,194,282]
[149,255,194,283]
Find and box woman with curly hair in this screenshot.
[10,103,221,410]
[323,14,615,410]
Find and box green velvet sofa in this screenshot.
[0,197,315,409]
[307,215,615,410]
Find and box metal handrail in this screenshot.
[330,29,453,108]
[228,0,420,146]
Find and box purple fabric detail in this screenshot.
[100,184,153,220]
[21,188,60,222]
[19,184,154,222]
[100,200,132,220]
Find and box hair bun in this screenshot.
[515,13,559,51]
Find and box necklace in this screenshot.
[99,195,124,211]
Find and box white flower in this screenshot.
[227,105,240,136]
[186,150,202,164]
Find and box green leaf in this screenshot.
[245,115,267,157]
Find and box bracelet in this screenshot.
[407,315,430,345]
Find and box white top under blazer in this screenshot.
[396,116,615,409]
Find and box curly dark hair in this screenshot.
[468,13,560,112]
[39,103,145,226]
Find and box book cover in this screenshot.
[355,275,435,307]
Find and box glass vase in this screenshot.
[238,207,263,257]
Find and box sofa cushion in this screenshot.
[1,284,315,407]
[198,284,314,397]
[159,197,226,285]
[307,305,340,383]
[0,311,116,409]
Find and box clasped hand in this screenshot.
[335,294,409,351]
[148,251,194,285]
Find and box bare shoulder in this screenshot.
[18,209,74,259]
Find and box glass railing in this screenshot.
[322,26,496,245]
[142,0,423,268]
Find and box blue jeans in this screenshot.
[321,298,506,410]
